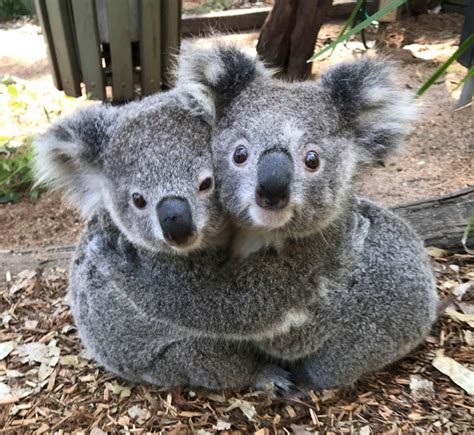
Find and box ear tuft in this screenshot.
[34,105,115,216]
[322,56,416,163]
[175,39,270,114]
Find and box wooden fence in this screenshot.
[35,0,181,102]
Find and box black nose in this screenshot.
[157,197,196,246]
[256,151,293,210]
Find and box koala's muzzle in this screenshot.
[256,151,293,210]
[157,197,197,246]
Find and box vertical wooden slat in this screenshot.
[45,0,82,97]
[139,0,162,96]
[105,0,134,102]
[35,0,62,90]
[161,0,182,88]
[71,0,105,100]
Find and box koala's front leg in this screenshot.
[71,248,290,390]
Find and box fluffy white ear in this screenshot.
[175,39,271,117]
[34,104,116,217]
[321,56,417,164]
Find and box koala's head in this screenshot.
[177,41,416,238]
[35,88,225,254]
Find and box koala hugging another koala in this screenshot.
[35,40,438,392]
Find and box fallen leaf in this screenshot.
[128,405,151,424]
[105,381,131,398]
[0,341,16,360]
[24,320,38,330]
[226,399,257,421]
[215,419,232,430]
[432,354,474,395]
[453,281,472,299]
[17,342,48,364]
[59,355,80,366]
[464,330,474,346]
[0,382,14,401]
[90,428,106,435]
[359,425,372,435]
[409,375,435,401]
[444,309,474,327]
[9,270,36,295]
[426,246,449,258]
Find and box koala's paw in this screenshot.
[254,364,294,393]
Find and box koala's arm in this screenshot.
[91,211,353,339]
[71,221,292,390]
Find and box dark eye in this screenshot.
[132,193,147,209]
[304,150,320,171]
[233,145,248,165]
[199,177,213,192]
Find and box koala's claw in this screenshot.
[254,365,294,393]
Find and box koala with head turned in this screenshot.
[175,41,438,390]
[35,85,327,390]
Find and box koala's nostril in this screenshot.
[157,197,196,246]
[256,151,293,210]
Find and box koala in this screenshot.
[173,41,439,390]
[35,86,323,390]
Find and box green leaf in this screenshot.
[308,0,407,61]
[7,84,18,98]
[330,0,366,57]
[462,208,474,254]
[453,66,474,92]
[416,33,474,98]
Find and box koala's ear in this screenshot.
[175,40,270,118]
[34,104,116,216]
[321,57,416,164]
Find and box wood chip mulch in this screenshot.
[1,254,473,434]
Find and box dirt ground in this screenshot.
[0,13,472,250]
[0,253,472,433]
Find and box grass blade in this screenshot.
[308,0,407,61]
[416,33,474,98]
[462,208,474,254]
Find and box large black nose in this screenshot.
[157,197,196,246]
[256,151,293,210]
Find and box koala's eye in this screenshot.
[233,145,248,165]
[304,150,320,171]
[132,193,147,209]
[199,177,213,192]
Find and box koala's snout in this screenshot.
[256,151,293,210]
[157,197,197,246]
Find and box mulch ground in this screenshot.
[0,253,472,433]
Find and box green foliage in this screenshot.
[309,0,407,61]
[416,34,474,98]
[462,208,474,254]
[185,0,237,15]
[0,136,42,204]
[0,0,30,20]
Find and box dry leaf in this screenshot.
[426,246,449,258]
[90,428,107,435]
[463,330,474,346]
[0,341,16,360]
[215,419,232,430]
[453,281,472,299]
[128,405,150,424]
[226,399,257,421]
[409,375,435,401]
[359,425,372,435]
[105,381,131,398]
[17,342,48,363]
[0,382,14,401]
[432,354,474,395]
[444,309,474,327]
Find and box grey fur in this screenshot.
[35,41,438,391]
[175,41,438,389]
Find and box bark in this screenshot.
[257,0,333,81]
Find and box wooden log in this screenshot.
[392,187,474,251]
[1,188,473,283]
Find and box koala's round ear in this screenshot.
[321,57,416,164]
[34,104,116,217]
[175,39,270,119]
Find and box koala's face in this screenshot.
[101,102,223,253]
[36,91,224,255]
[213,82,356,237]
